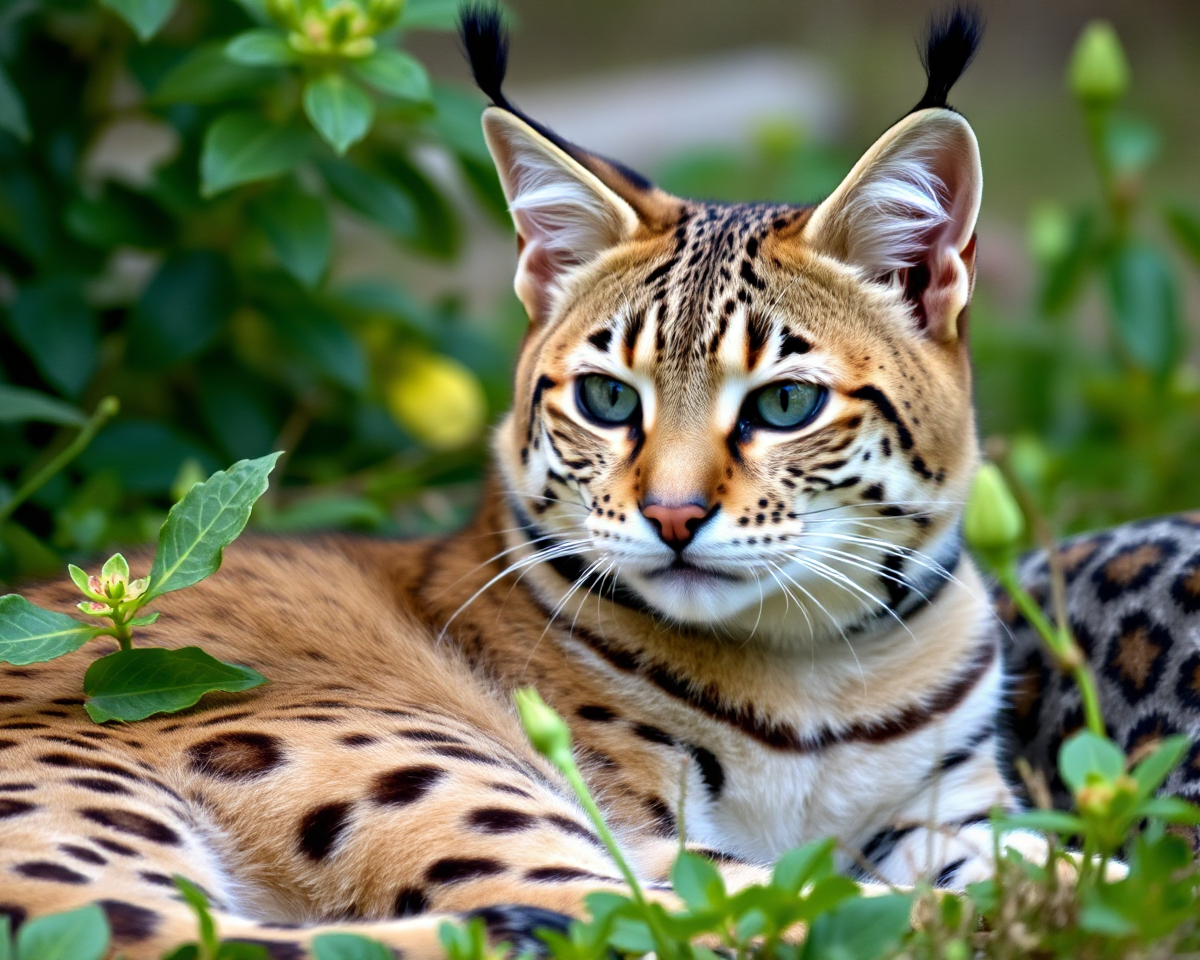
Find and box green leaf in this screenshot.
[201,112,309,197]
[129,612,160,627]
[671,851,725,912]
[1105,241,1182,377]
[0,63,30,142]
[312,933,394,960]
[1105,116,1159,175]
[99,0,177,40]
[251,183,332,289]
[154,43,274,104]
[997,809,1086,835]
[1059,731,1126,793]
[217,944,270,960]
[0,386,87,427]
[65,184,174,249]
[318,158,417,238]
[352,50,431,101]
[801,893,913,960]
[304,73,374,155]
[0,916,11,960]
[127,251,237,367]
[1165,206,1200,268]
[264,305,367,391]
[1138,796,1200,824]
[1131,734,1190,798]
[84,647,267,722]
[0,595,103,665]
[69,564,93,595]
[173,876,218,958]
[772,839,836,894]
[398,0,462,30]
[147,452,281,601]
[102,553,129,581]
[15,904,109,960]
[10,279,98,399]
[226,29,297,66]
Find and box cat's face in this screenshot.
[486,106,982,637]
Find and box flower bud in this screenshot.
[69,564,104,601]
[514,688,572,770]
[1068,21,1129,107]
[78,601,112,617]
[366,0,403,29]
[964,464,1025,562]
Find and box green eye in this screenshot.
[577,374,640,425]
[750,381,825,429]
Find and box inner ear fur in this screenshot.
[803,108,982,342]
[482,108,675,325]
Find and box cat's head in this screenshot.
[464,8,985,640]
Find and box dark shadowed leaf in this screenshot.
[1039,209,1096,316]
[0,386,87,426]
[9,279,98,398]
[84,647,267,722]
[127,251,236,367]
[78,420,216,495]
[1105,241,1181,376]
[15,904,109,960]
[225,29,297,66]
[0,63,30,142]
[251,182,331,288]
[377,152,459,258]
[146,452,280,600]
[153,43,274,104]
[318,157,417,238]
[304,72,374,154]
[201,112,309,196]
[1166,206,1200,268]
[352,49,431,101]
[0,595,103,666]
[265,304,367,390]
[65,184,174,249]
[801,893,913,960]
[99,0,177,40]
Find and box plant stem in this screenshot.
[995,566,1105,737]
[0,396,119,524]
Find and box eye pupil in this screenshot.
[779,386,790,412]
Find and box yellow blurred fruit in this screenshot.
[385,352,487,450]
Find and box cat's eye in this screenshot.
[746,381,825,430]
[577,374,641,426]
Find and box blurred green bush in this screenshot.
[2,11,1198,585]
[0,0,527,582]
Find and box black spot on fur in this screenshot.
[543,813,602,847]
[67,776,132,796]
[466,904,573,957]
[588,329,613,352]
[849,385,913,450]
[371,765,445,806]
[139,871,175,888]
[339,733,378,747]
[633,723,674,746]
[780,332,811,356]
[394,887,429,916]
[0,783,36,792]
[92,836,139,857]
[299,801,353,860]
[576,704,617,723]
[424,744,504,766]
[934,857,969,888]
[14,860,90,883]
[79,808,181,846]
[687,745,725,799]
[0,798,35,819]
[468,807,536,833]
[98,901,161,943]
[644,796,677,836]
[397,729,468,745]
[426,857,506,885]
[525,866,617,883]
[188,732,285,781]
[59,844,106,866]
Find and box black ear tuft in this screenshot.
[913,5,984,112]
[458,3,513,111]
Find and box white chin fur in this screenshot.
[621,569,767,624]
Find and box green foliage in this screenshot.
[0,454,274,721]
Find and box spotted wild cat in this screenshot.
[1,7,1187,959]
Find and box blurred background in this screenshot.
[1,0,1198,582]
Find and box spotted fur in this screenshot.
[0,7,1147,959]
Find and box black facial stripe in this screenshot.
[587,328,613,352]
[849,385,914,450]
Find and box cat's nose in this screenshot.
[642,502,710,549]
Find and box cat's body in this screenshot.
[2,8,1191,960]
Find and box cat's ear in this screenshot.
[803,108,982,342]
[483,108,642,325]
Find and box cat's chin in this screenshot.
[622,564,765,625]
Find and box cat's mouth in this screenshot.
[644,556,743,583]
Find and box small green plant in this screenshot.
[0,905,110,960]
[0,452,279,722]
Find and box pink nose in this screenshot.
[642,503,709,547]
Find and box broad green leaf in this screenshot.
[0,386,87,427]
[352,50,431,101]
[0,63,30,142]
[127,252,236,367]
[250,183,331,288]
[303,73,374,155]
[15,904,109,960]
[99,0,177,40]
[0,523,62,581]
[772,838,836,893]
[1138,796,1200,824]
[1131,734,1190,798]
[1078,900,1137,936]
[146,452,281,601]
[312,933,393,960]
[154,43,274,104]
[1105,242,1182,377]
[226,29,297,66]
[84,647,267,722]
[201,112,309,197]
[671,851,725,912]
[0,595,103,665]
[318,158,417,238]
[801,893,913,960]
[10,279,98,398]
[1166,206,1200,268]
[1059,731,1126,793]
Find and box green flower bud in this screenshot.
[964,464,1025,561]
[514,688,572,769]
[365,0,402,30]
[1068,21,1129,106]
